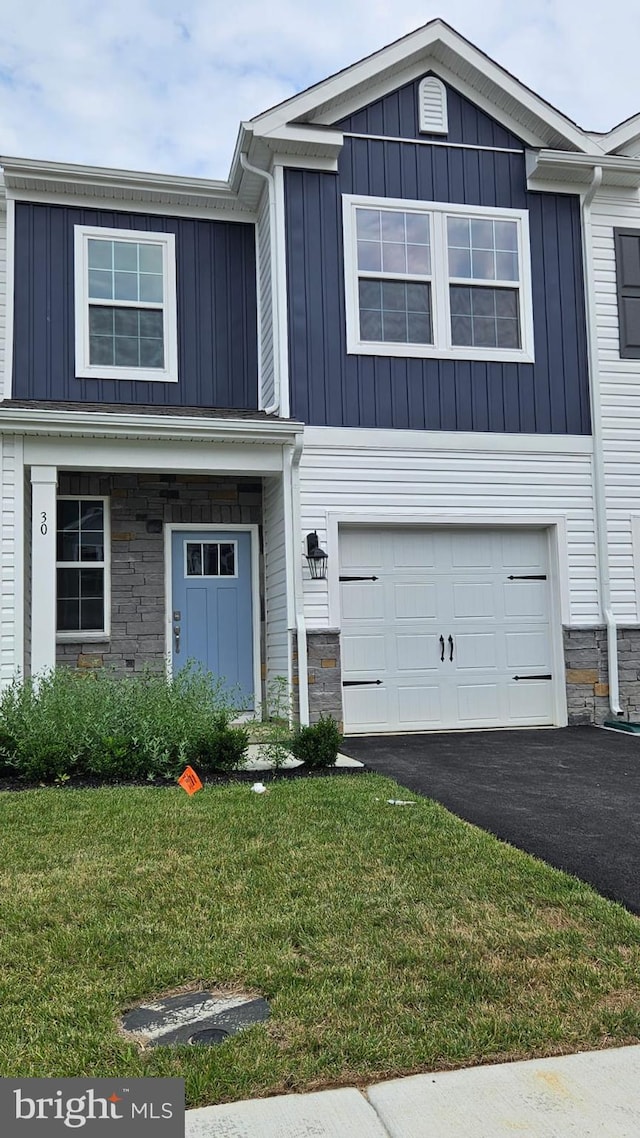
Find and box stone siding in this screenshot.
[563,626,640,724]
[55,472,262,672]
[293,630,343,727]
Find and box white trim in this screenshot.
[273,164,291,419]
[30,465,58,676]
[343,194,534,363]
[5,187,256,223]
[344,132,523,155]
[328,512,569,729]
[73,224,178,384]
[631,518,640,596]
[55,495,111,641]
[164,523,261,711]
[4,198,15,400]
[13,435,24,674]
[419,75,448,135]
[302,425,593,454]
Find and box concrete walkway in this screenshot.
[186,1045,640,1136]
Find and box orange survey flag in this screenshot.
[177,766,203,795]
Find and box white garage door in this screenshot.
[339,526,555,734]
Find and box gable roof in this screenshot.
[598,112,640,156]
[249,19,601,154]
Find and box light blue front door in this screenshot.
[171,529,255,710]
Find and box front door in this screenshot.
[171,529,255,710]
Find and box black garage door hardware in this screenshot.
[342,679,383,687]
[513,674,552,681]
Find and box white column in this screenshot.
[30,465,58,676]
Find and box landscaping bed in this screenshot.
[0,775,638,1106]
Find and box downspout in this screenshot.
[286,436,309,725]
[240,152,281,416]
[581,165,623,716]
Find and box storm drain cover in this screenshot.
[120,989,270,1048]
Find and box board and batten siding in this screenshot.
[299,429,598,629]
[591,189,640,621]
[285,80,590,435]
[263,473,290,691]
[12,202,258,409]
[256,188,276,411]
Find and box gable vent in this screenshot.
[419,76,448,135]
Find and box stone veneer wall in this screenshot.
[55,472,262,672]
[563,626,640,724]
[293,630,343,727]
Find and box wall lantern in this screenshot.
[305,531,328,580]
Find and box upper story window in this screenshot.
[343,195,534,363]
[74,225,178,382]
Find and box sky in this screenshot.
[1,0,640,179]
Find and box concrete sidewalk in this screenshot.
[185,1045,640,1137]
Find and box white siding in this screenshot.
[1,435,23,686]
[300,429,597,629]
[256,188,275,411]
[263,474,290,692]
[591,190,640,621]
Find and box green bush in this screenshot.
[289,715,343,768]
[0,664,248,783]
[195,724,250,772]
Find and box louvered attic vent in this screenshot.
[419,75,448,135]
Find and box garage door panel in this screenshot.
[394,582,437,619]
[503,581,548,619]
[505,630,550,670]
[392,531,436,568]
[451,582,494,618]
[450,532,494,567]
[397,685,442,725]
[396,634,441,672]
[340,583,385,621]
[342,634,387,673]
[507,680,553,722]
[340,530,383,569]
[344,686,389,729]
[500,530,547,568]
[456,684,501,722]
[454,632,498,671]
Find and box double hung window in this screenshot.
[74,225,178,382]
[343,195,534,362]
[56,498,110,637]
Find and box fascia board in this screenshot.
[527,149,640,190]
[249,21,597,155]
[600,114,640,155]
[0,407,304,445]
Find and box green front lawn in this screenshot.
[0,775,638,1106]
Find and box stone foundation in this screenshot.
[563,626,640,724]
[294,630,343,727]
[55,471,262,672]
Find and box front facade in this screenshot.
[3,21,640,732]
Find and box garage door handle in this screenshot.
[448,635,454,662]
[439,635,445,661]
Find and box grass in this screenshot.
[0,774,639,1107]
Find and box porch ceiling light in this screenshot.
[305,531,328,580]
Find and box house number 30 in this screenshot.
[40,511,48,535]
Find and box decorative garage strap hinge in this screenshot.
[339,575,379,582]
[513,674,552,681]
[507,574,547,580]
[342,680,383,686]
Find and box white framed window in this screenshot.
[184,540,237,578]
[343,195,534,363]
[56,497,110,639]
[74,225,178,382]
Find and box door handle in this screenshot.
[448,635,454,662]
[439,635,445,661]
[173,624,181,654]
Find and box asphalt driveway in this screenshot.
[341,726,640,915]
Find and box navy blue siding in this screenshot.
[12,203,258,409]
[285,120,590,434]
[335,77,525,149]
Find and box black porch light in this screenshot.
[305,531,328,580]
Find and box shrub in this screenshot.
[289,715,343,768]
[196,724,250,772]
[0,663,246,783]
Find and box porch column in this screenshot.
[30,465,58,676]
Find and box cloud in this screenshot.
[0,0,638,177]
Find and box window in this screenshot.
[56,498,110,637]
[74,225,178,382]
[614,228,640,359]
[343,195,534,362]
[184,541,237,578]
